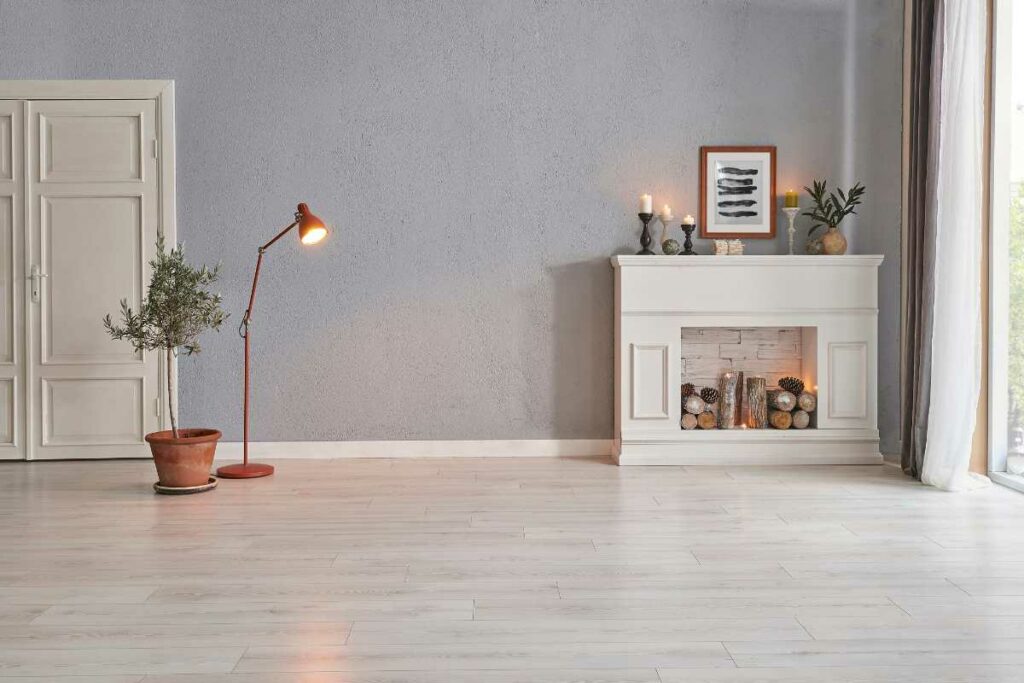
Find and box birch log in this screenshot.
[746,376,767,429]
[767,389,796,412]
[681,413,698,430]
[791,409,810,429]
[684,395,707,416]
[797,392,817,412]
[735,371,745,427]
[769,409,793,429]
[697,411,717,430]
[717,372,739,429]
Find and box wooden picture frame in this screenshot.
[699,145,777,239]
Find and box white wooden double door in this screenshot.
[0,98,165,460]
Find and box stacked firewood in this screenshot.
[765,376,817,430]
[684,375,817,430]
[680,383,719,430]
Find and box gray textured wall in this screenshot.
[0,0,904,451]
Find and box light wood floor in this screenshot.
[2,457,1024,681]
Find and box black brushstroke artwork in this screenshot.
[714,161,763,225]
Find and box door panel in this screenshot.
[42,378,143,446]
[41,195,143,364]
[0,378,13,446]
[28,99,160,459]
[40,111,143,182]
[0,101,22,459]
[0,195,14,364]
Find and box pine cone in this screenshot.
[779,376,805,396]
[681,383,696,398]
[700,387,720,405]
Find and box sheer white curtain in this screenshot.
[920,0,988,490]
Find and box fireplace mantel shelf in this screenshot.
[612,254,885,267]
[612,253,884,466]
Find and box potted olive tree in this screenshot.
[104,236,227,490]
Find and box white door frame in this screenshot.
[0,80,177,455]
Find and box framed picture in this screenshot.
[699,146,777,239]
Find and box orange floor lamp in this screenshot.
[216,203,328,479]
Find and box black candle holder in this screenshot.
[636,213,655,255]
[681,224,698,255]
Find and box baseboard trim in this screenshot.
[214,439,617,460]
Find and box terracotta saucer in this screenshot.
[153,477,218,495]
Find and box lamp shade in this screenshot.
[296,203,328,245]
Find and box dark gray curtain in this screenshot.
[901,0,942,478]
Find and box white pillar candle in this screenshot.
[659,204,674,221]
[639,194,653,214]
[682,214,696,226]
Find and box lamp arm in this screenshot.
[259,218,300,252]
[239,218,299,338]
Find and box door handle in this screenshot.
[28,265,48,303]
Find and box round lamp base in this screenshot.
[216,463,275,479]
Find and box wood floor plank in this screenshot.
[0,621,352,649]
[141,671,661,683]
[473,597,908,620]
[234,642,734,672]
[0,646,244,676]
[724,638,1024,667]
[33,600,473,625]
[657,666,1024,682]
[346,617,808,644]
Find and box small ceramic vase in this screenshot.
[821,226,848,255]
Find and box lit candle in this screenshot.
[638,192,655,214]
[784,189,799,208]
[659,204,674,221]
[682,214,696,226]
[639,194,653,214]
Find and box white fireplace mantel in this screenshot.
[612,254,884,465]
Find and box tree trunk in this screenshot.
[791,409,811,429]
[681,413,698,430]
[746,376,767,428]
[166,346,178,439]
[717,372,739,429]
[697,411,717,430]
[735,371,745,427]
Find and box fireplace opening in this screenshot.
[680,326,818,430]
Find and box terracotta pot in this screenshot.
[145,428,221,488]
[821,226,848,255]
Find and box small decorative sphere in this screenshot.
[661,239,681,255]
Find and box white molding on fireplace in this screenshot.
[612,254,884,466]
[214,439,616,460]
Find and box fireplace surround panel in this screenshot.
[612,255,882,465]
